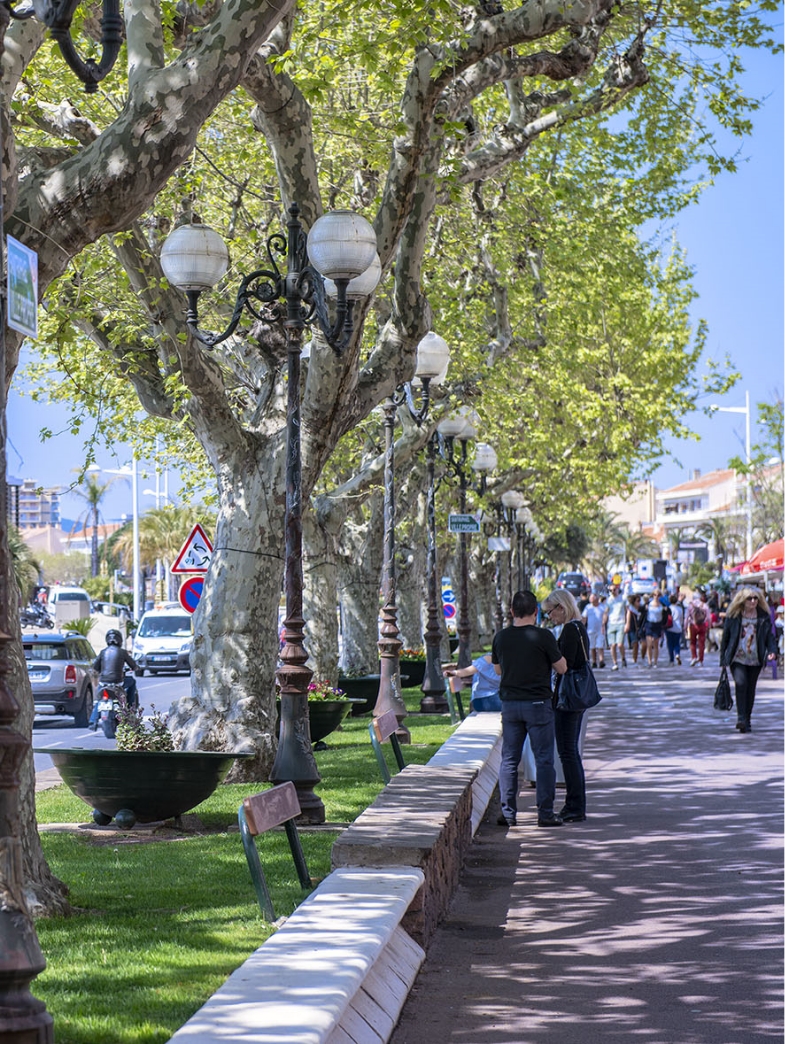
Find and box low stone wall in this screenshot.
[332,711,503,948]
[332,764,475,947]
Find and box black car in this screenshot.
[555,572,591,599]
[24,632,98,726]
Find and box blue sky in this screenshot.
[5,40,783,523]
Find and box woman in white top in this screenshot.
[643,594,664,667]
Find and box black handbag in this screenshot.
[713,666,733,711]
[556,624,602,712]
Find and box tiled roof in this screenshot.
[660,468,736,496]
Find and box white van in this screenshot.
[47,586,92,627]
[131,603,192,676]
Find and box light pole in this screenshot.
[501,490,525,606]
[162,203,379,823]
[709,391,753,561]
[420,431,450,713]
[375,332,450,739]
[0,5,121,1035]
[482,508,506,633]
[435,424,496,667]
[515,505,531,588]
[88,461,141,617]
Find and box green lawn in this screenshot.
[34,705,457,1043]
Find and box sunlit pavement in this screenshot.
[392,652,784,1044]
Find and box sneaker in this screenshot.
[622,660,628,667]
[598,662,606,669]
[611,664,619,671]
[537,813,563,828]
[676,656,682,665]
[690,658,698,666]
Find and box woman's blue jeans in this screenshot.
[554,708,586,816]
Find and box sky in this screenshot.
[4,39,783,525]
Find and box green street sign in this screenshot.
[448,514,480,533]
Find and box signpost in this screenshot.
[172,523,214,574]
[448,514,480,533]
[178,576,204,614]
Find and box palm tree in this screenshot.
[695,517,744,564]
[72,472,121,578]
[612,524,660,572]
[9,525,41,603]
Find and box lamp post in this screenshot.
[375,332,450,739]
[161,203,378,823]
[501,490,525,606]
[709,391,753,561]
[420,431,449,713]
[434,420,497,668]
[514,504,533,588]
[0,4,121,1037]
[482,508,506,633]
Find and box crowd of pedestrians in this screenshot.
[462,580,780,830]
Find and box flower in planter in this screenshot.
[306,681,349,701]
[401,647,426,661]
[116,703,175,752]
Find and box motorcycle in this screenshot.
[20,604,54,629]
[95,684,126,739]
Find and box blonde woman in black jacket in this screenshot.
[719,587,777,733]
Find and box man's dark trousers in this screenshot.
[499,698,556,821]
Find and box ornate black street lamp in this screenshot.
[375,333,450,738]
[0,5,121,1039]
[161,204,379,822]
[436,412,486,669]
[501,490,525,605]
[420,430,449,713]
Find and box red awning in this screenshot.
[741,539,784,573]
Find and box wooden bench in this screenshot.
[239,782,312,920]
[369,709,406,783]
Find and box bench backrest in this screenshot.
[238,782,311,920]
[370,710,406,783]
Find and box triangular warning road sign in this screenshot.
[171,523,214,574]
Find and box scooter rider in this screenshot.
[89,629,140,730]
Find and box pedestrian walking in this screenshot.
[625,594,643,664]
[542,588,592,822]
[582,593,607,668]
[643,594,664,667]
[686,589,710,665]
[492,590,567,828]
[665,593,683,664]
[719,587,777,733]
[605,584,627,670]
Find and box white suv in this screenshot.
[131,604,193,676]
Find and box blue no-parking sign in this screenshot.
[179,576,204,614]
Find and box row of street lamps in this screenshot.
[162,202,544,802]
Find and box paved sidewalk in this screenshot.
[391,654,784,1044]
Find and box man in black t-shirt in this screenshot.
[492,590,567,827]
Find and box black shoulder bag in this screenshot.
[556,622,602,712]
[713,666,733,712]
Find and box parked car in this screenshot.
[131,604,192,676]
[24,632,97,726]
[555,572,591,599]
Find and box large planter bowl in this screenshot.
[37,748,254,825]
[275,699,354,743]
[338,674,382,716]
[399,659,426,688]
